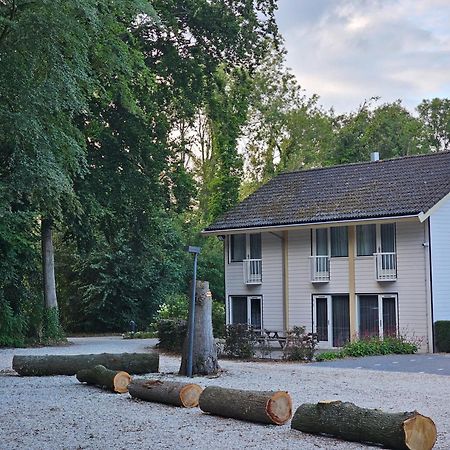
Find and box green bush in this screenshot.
[223,324,258,358]
[212,301,225,338]
[435,321,450,352]
[315,335,419,361]
[123,331,157,339]
[282,326,318,361]
[157,319,187,352]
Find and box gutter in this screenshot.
[202,214,420,235]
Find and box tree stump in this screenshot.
[76,365,131,393]
[179,281,219,376]
[128,379,203,408]
[291,400,437,450]
[199,386,292,425]
[13,352,159,376]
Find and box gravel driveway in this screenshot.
[1,337,449,449]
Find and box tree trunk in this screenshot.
[76,365,131,393]
[13,352,159,376]
[291,400,437,450]
[41,218,58,309]
[128,379,203,408]
[179,281,219,376]
[199,386,292,425]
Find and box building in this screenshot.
[203,151,450,352]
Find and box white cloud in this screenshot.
[275,0,450,112]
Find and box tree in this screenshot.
[417,98,450,151]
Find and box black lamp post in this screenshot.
[185,245,201,377]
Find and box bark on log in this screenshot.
[199,386,292,425]
[291,400,437,450]
[128,379,203,408]
[13,352,159,376]
[179,281,219,376]
[76,365,131,393]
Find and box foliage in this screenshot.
[123,331,157,339]
[212,301,226,339]
[434,321,450,352]
[282,326,318,361]
[42,308,66,344]
[417,98,450,151]
[223,324,258,358]
[315,335,419,361]
[157,319,187,353]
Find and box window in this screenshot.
[313,227,348,257]
[357,224,376,256]
[356,223,396,256]
[229,233,261,262]
[229,296,262,330]
[358,294,398,338]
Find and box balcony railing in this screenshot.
[310,256,330,282]
[243,259,262,284]
[374,252,397,281]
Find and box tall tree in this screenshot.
[417,98,450,151]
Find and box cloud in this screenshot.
[275,0,450,113]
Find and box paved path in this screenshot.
[311,353,450,375]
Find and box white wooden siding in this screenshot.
[430,197,450,321]
[225,233,283,331]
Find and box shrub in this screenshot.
[435,321,450,352]
[212,301,226,338]
[223,324,258,358]
[157,319,187,352]
[123,331,157,339]
[283,326,318,361]
[315,335,419,361]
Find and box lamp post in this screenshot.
[186,245,201,377]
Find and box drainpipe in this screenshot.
[424,219,435,352]
[282,231,289,333]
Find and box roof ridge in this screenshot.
[276,149,450,177]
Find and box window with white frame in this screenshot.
[313,226,348,257]
[229,296,262,330]
[229,233,261,262]
[357,294,398,338]
[356,223,395,256]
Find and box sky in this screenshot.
[275,0,450,114]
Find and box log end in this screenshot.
[266,391,293,425]
[179,384,203,408]
[403,413,437,450]
[113,371,132,393]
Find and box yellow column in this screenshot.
[348,225,357,341]
[282,231,289,332]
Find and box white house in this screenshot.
[203,151,450,352]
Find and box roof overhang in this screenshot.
[202,214,420,236]
[418,191,450,222]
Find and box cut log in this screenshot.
[76,365,131,393]
[12,352,159,376]
[128,379,203,408]
[179,280,219,376]
[199,386,292,425]
[291,400,437,450]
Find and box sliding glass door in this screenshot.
[358,294,397,339]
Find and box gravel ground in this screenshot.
[0,337,449,450]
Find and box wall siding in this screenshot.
[224,219,431,351]
[430,197,450,321]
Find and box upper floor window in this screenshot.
[314,227,348,257]
[230,233,261,262]
[356,223,395,256]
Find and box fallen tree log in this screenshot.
[13,352,159,376]
[199,386,292,425]
[76,365,131,393]
[291,400,437,450]
[128,379,203,408]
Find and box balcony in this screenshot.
[374,252,397,281]
[310,256,330,282]
[243,259,262,284]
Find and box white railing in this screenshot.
[310,256,330,282]
[374,252,397,281]
[243,259,262,284]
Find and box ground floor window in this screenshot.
[313,295,350,347]
[358,294,398,339]
[229,296,262,330]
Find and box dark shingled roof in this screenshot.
[204,151,450,232]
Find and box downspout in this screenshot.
[348,225,357,341]
[424,219,435,352]
[282,231,289,333]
